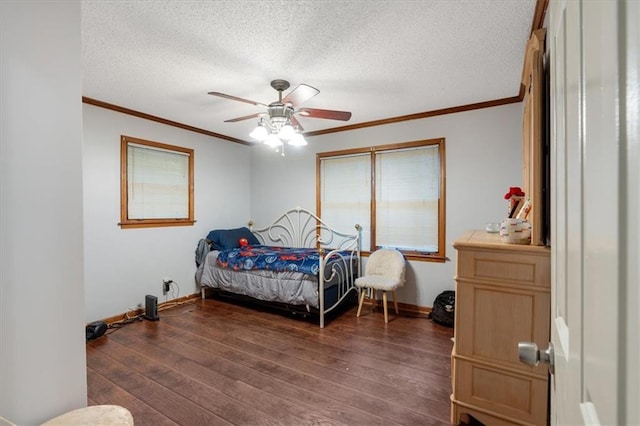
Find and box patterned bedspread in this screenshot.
[216,245,347,276]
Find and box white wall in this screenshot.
[82,105,251,321]
[251,103,523,308]
[1,2,87,424]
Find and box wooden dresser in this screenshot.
[450,230,550,425]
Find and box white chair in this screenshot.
[355,248,405,323]
[41,405,134,425]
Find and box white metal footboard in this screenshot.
[249,206,361,328]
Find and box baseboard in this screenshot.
[397,301,432,318]
[100,293,200,326]
[99,292,430,325]
[362,299,432,318]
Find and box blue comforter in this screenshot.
[216,245,346,276]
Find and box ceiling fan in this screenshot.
[208,79,352,145]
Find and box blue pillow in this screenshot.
[206,227,260,250]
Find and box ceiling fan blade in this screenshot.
[282,84,319,107]
[224,113,262,123]
[291,116,304,132]
[297,108,352,121]
[208,91,267,107]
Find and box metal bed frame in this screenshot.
[203,206,361,328]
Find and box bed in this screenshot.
[195,207,361,328]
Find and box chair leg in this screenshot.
[392,290,399,315]
[382,291,389,323]
[371,288,377,312]
[356,289,367,318]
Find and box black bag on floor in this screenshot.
[429,290,455,327]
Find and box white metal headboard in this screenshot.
[248,206,360,251]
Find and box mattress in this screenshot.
[197,251,323,308]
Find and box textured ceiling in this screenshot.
[81,0,537,144]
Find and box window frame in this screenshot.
[317,138,446,262]
[120,135,195,229]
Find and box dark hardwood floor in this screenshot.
[87,297,455,425]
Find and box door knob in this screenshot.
[518,341,554,374]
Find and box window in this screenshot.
[317,138,445,261]
[120,135,194,229]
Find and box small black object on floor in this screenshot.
[428,290,455,327]
[85,320,107,341]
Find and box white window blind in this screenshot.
[318,138,445,259]
[375,145,440,252]
[127,143,190,219]
[320,153,371,248]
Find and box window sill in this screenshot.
[403,253,448,263]
[119,219,196,229]
[361,251,448,263]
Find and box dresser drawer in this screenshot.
[454,280,550,373]
[456,247,550,289]
[452,357,548,425]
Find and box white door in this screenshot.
[548,0,639,425]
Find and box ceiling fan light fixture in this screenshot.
[278,124,295,141]
[249,124,268,141]
[288,133,308,146]
[264,133,282,147]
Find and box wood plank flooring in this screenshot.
[87,297,455,426]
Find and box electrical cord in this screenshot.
[158,295,196,316]
[104,282,194,333]
[162,279,182,304]
[163,279,180,302]
[104,307,143,335]
[159,305,196,317]
[171,281,180,300]
[158,280,197,316]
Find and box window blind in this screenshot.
[320,153,371,248]
[127,143,190,219]
[375,145,440,252]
